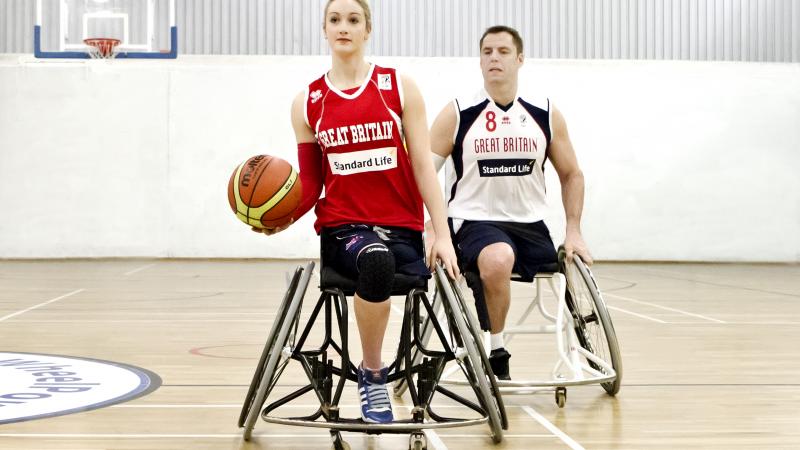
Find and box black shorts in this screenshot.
[321,224,430,279]
[450,219,557,281]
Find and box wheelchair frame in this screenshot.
[431,249,622,407]
[239,261,508,449]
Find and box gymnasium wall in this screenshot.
[0,55,798,261]
[4,0,799,61]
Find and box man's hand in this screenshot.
[251,219,294,236]
[427,237,460,280]
[564,229,593,265]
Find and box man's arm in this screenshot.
[430,102,458,160]
[424,102,458,250]
[547,105,593,264]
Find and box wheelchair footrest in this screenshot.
[260,414,489,432]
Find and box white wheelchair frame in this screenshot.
[437,253,622,407]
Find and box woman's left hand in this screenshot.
[428,238,460,280]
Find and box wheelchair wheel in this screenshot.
[239,262,314,440]
[435,266,504,443]
[448,275,509,431]
[561,252,623,396]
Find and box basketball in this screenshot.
[228,154,302,229]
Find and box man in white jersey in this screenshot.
[427,25,592,380]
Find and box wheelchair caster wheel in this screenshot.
[331,431,350,450]
[409,431,427,450]
[555,387,567,408]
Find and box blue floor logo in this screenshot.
[0,352,161,424]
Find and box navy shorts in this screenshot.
[321,224,430,280]
[450,220,557,281]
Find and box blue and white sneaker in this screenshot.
[357,364,394,423]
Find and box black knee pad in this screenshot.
[356,245,395,302]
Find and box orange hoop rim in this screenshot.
[83,38,121,58]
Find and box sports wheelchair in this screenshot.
[239,234,508,450]
[397,246,622,408]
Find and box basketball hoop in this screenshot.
[84,38,120,59]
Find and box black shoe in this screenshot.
[489,348,511,380]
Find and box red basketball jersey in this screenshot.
[304,64,423,233]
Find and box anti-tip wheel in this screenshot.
[331,431,350,450]
[409,432,427,450]
[555,387,567,408]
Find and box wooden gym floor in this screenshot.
[0,259,798,449]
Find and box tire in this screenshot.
[240,262,314,440]
[448,276,509,430]
[560,251,623,395]
[435,266,504,443]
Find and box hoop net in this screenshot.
[84,38,121,59]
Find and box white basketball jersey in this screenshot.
[445,89,552,230]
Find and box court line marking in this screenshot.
[112,403,505,409]
[634,266,800,299]
[666,321,800,325]
[605,305,666,323]
[113,404,242,408]
[422,434,555,438]
[0,433,325,439]
[10,312,768,326]
[0,433,557,439]
[604,292,726,323]
[425,429,448,450]
[123,263,156,276]
[8,319,407,324]
[521,405,585,450]
[0,289,85,323]
[14,312,277,316]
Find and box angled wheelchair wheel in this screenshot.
[435,266,505,443]
[447,273,509,431]
[560,251,623,395]
[238,265,301,428]
[239,262,314,440]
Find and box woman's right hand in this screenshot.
[251,219,294,236]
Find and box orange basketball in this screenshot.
[228,155,302,229]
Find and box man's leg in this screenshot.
[476,242,515,334]
[476,242,515,380]
[453,222,516,379]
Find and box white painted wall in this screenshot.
[0,55,798,261]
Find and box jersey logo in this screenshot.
[519,114,528,127]
[310,89,322,103]
[327,147,398,175]
[502,116,511,125]
[477,158,536,177]
[378,74,392,90]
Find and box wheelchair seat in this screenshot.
[318,230,428,296]
[509,261,560,283]
[320,266,427,296]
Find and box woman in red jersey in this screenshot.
[257,0,459,424]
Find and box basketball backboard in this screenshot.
[34,0,177,59]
